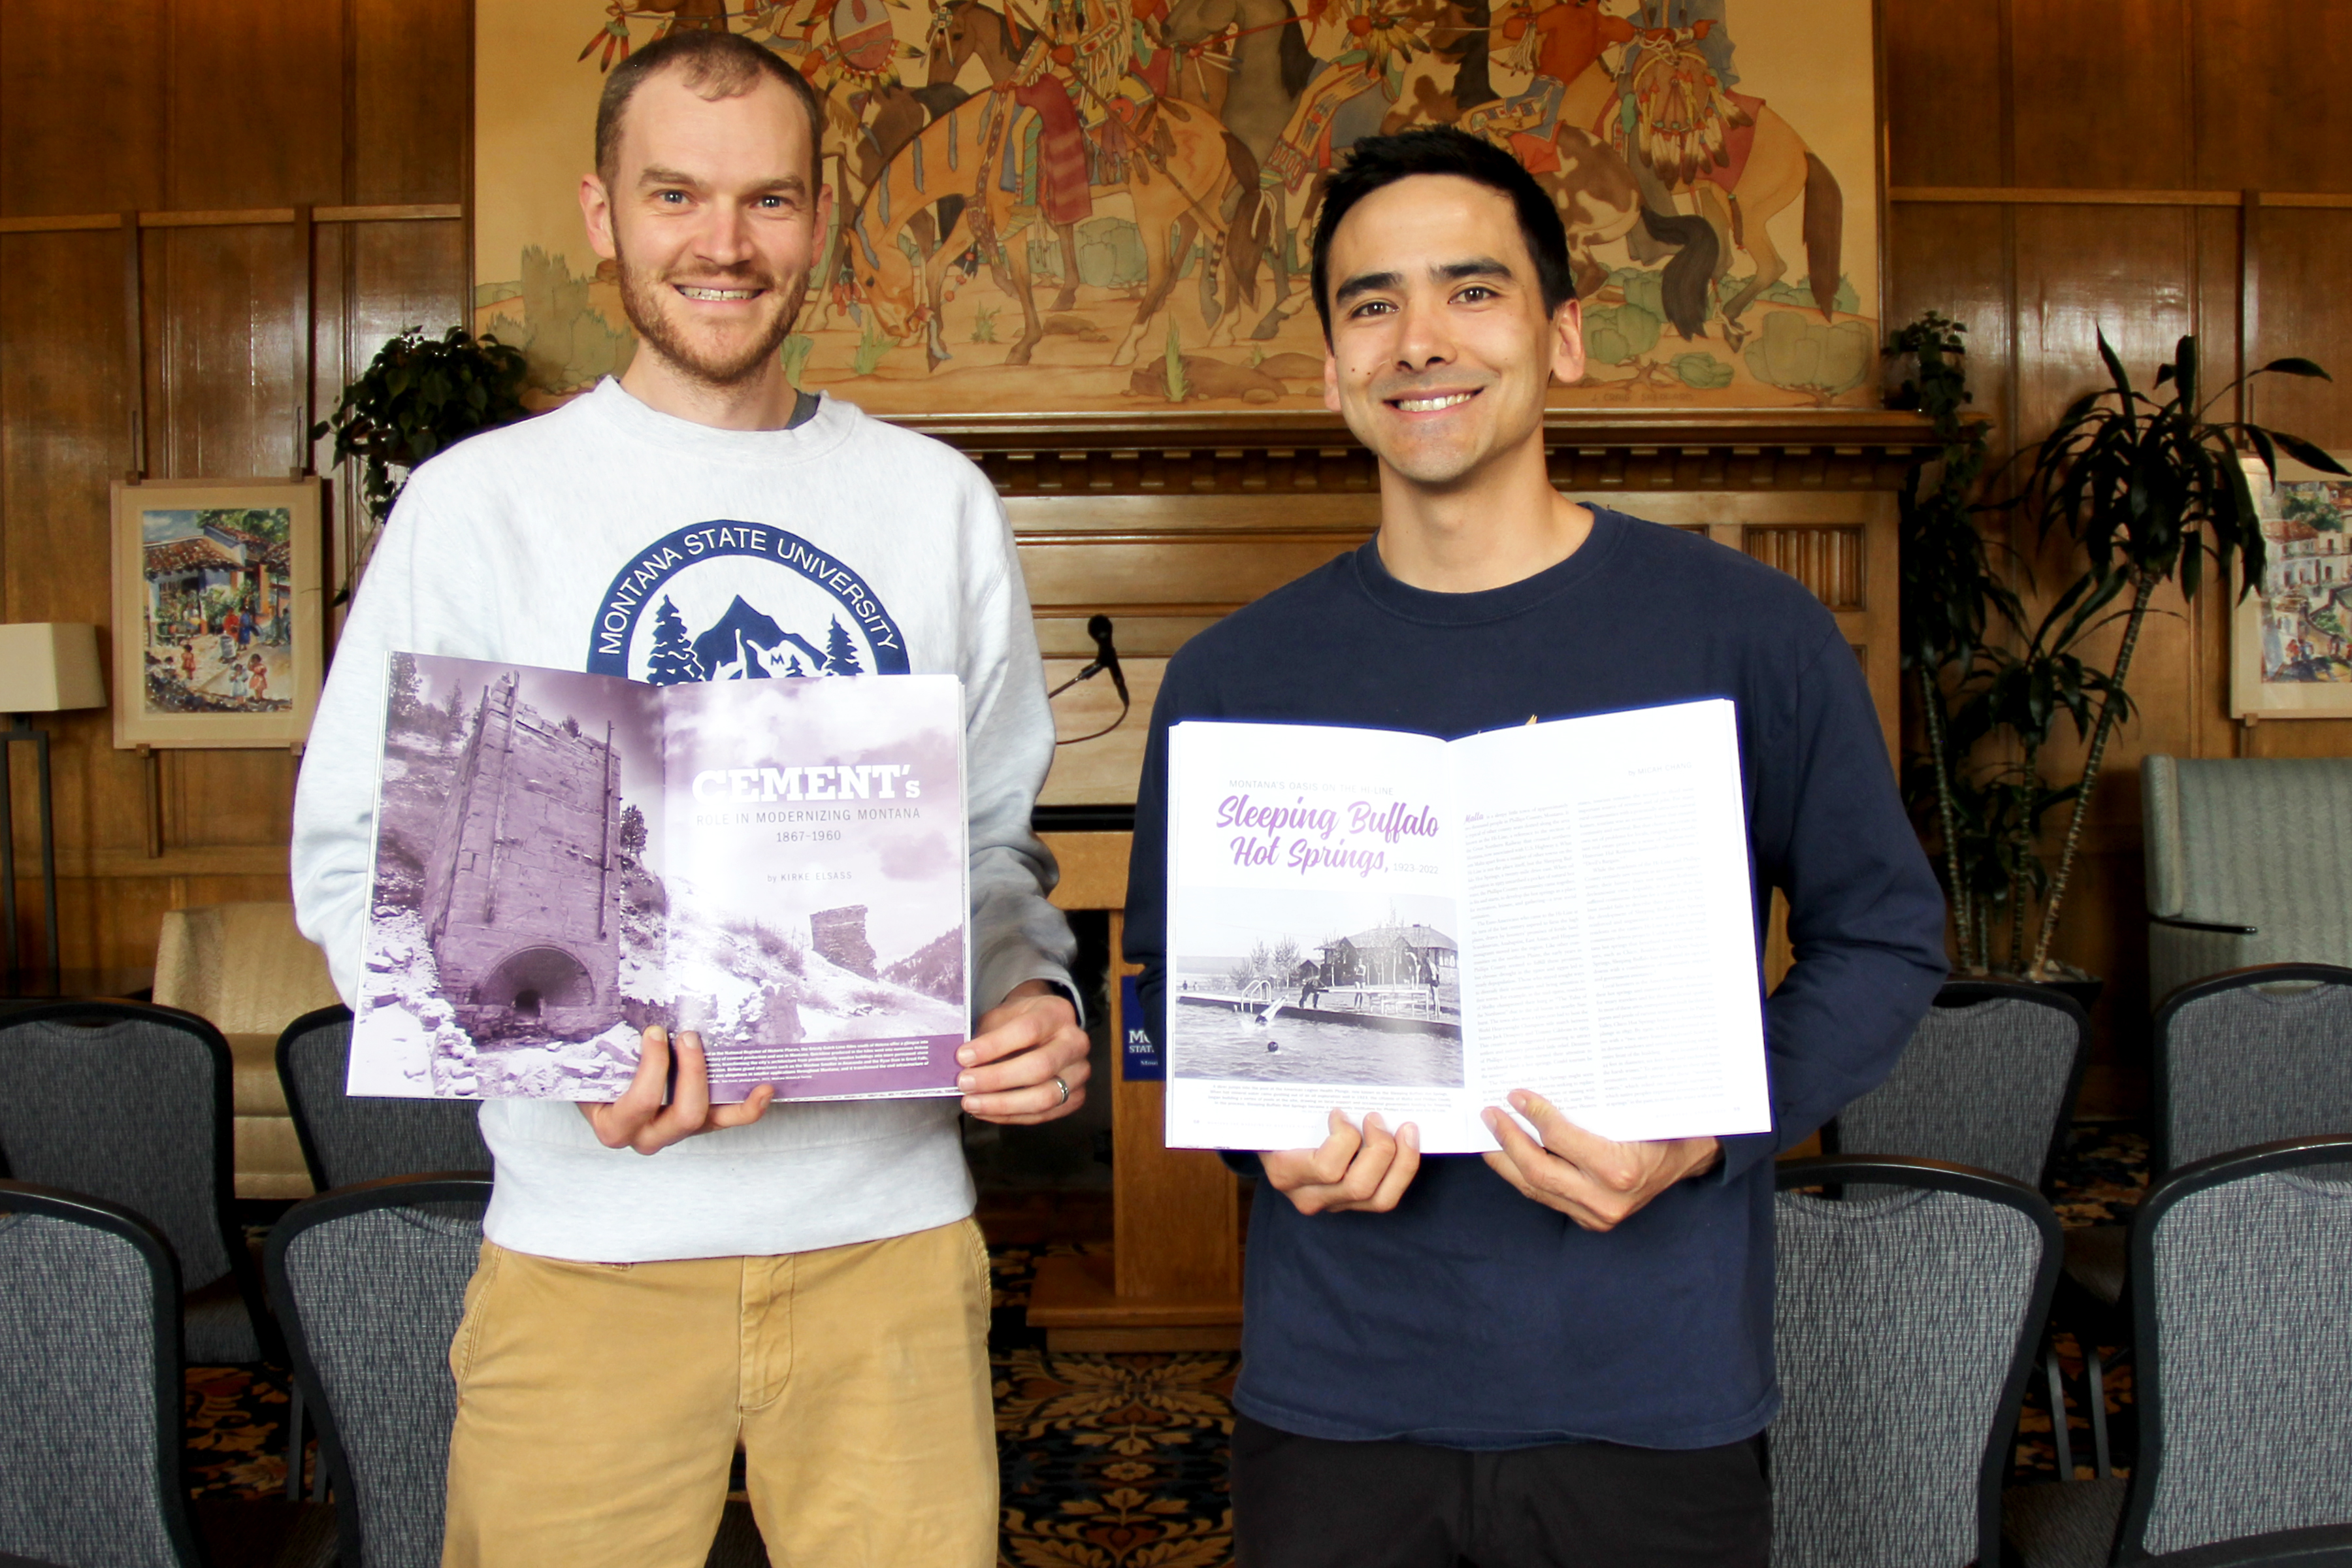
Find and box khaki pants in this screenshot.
[441,1217,997,1567]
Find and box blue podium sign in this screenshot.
[1118,973,1163,1081]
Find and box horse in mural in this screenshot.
[805,78,975,329]
[1439,23,1838,347]
[1162,0,1397,339]
[1605,34,1844,346]
[846,79,975,190]
[841,44,1241,370]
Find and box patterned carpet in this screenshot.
[989,1249,1237,1568]
[186,1125,2149,1563]
[184,1365,301,1501]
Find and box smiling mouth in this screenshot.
[676,284,762,302]
[1388,389,1477,413]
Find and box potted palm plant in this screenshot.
[1899,323,2346,993]
[1938,572,2127,998]
[1892,313,2035,977]
[2014,333,2346,981]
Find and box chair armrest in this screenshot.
[2148,914,2259,936]
[2133,1522,2352,1566]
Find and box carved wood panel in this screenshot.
[1025,483,1902,805]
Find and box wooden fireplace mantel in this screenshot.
[894,407,1953,497]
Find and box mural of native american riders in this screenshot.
[477,0,1881,411]
[832,0,1248,373]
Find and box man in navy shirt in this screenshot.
[1123,128,1948,1565]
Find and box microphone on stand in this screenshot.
[1047,615,1130,743]
[1084,613,1128,705]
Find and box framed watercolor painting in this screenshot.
[110,477,327,749]
[475,0,1884,417]
[2233,454,2352,719]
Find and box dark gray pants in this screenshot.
[1232,1414,1772,1568]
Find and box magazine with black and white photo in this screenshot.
[1166,700,1771,1152]
[354,653,968,1103]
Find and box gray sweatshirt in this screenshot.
[291,378,1076,1262]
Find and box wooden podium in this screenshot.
[1028,831,1244,1350]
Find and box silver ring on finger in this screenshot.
[1051,1075,1070,1106]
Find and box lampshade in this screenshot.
[0,623,107,715]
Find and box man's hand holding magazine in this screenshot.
[957,979,1090,1124]
[582,1025,777,1155]
[583,979,1090,1153]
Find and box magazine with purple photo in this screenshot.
[353,654,968,1102]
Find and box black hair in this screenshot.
[1309,126,1575,340]
[595,29,826,185]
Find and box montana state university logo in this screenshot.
[587,521,911,683]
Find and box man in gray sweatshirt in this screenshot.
[291,30,1086,1567]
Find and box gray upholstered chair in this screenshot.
[0,1002,273,1365]
[1828,982,2101,1481]
[2057,964,2352,1488]
[2008,1135,2352,1566]
[2118,1135,2352,1562]
[269,1174,768,1568]
[1770,1155,2061,1568]
[274,1006,492,1505]
[269,1175,491,1568]
[276,1005,492,1190]
[2154,965,2352,1173]
[2144,757,2352,1005]
[1829,979,2090,1191]
[0,1179,207,1568]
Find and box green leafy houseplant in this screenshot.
[1892,312,2023,973]
[2011,334,2348,978]
[313,325,531,544]
[1938,571,2130,973]
[1893,319,2345,984]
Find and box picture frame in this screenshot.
[2232,453,2352,719]
[110,476,327,749]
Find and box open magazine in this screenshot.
[1165,699,1771,1152]
[353,654,968,1103]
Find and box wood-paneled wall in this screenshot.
[1884,0,2352,1109]
[1,0,470,969]
[6,1,2351,1115]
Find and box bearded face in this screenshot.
[585,68,831,395]
[612,231,811,388]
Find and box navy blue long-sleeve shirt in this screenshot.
[1123,510,1948,1449]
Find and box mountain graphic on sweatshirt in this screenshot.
[650,594,867,685]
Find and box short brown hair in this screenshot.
[594,29,826,184]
